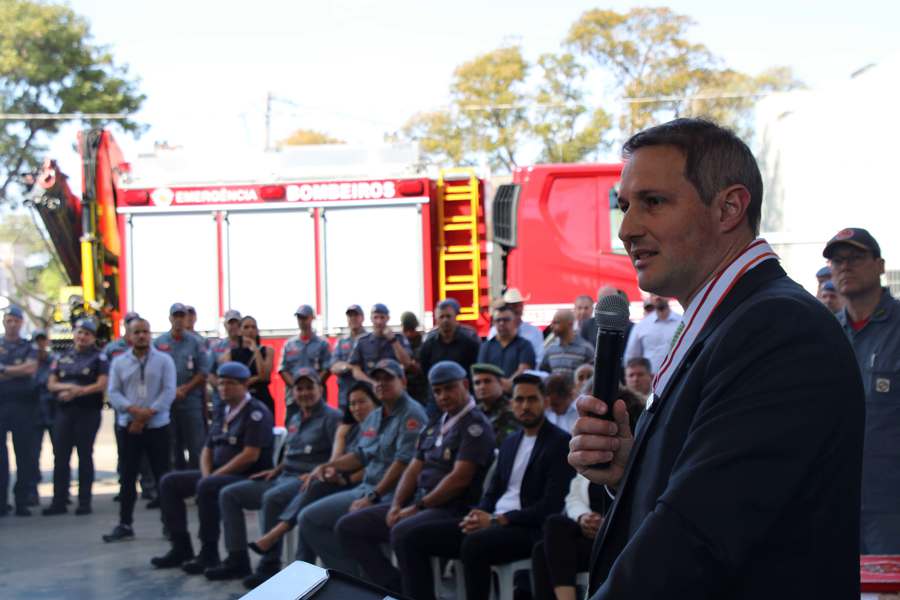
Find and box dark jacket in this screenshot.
[479,419,573,528]
[588,261,864,600]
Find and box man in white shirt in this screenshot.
[623,294,681,374]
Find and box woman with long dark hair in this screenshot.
[224,316,275,414]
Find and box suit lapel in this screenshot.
[588,260,787,582]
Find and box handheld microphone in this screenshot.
[589,294,630,468]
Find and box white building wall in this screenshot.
[755,55,900,294]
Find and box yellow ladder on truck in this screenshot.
[437,168,483,323]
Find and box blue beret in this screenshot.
[815,265,832,278]
[821,280,836,292]
[6,306,24,319]
[217,361,251,380]
[371,358,403,378]
[75,318,97,334]
[428,361,467,385]
[371,303,390,315]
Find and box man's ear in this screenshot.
[716,185,752,234]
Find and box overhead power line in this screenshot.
[0,113,131,121]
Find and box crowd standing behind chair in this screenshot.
[5,241,893,600]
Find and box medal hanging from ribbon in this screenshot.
[652,238,779,401]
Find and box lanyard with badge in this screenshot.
[223,394,251,434]
[137,354,149,401]
[436,398,476,447]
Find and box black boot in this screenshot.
[242,563,281,590]
[150,532,194,568]
[181,543,220,575]
[205,550,252,580]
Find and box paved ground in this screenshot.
[1,410,258,600]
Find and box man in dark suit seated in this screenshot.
[568,118,865,600]
[399,371,574,600]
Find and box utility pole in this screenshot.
[264,91,273,152]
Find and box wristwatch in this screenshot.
[366,490,381,503]
[415,498,427,511]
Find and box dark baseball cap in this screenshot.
[823,228,881,259]
[185,305,196,315]
[217,361,251,381]
[512,369,549,387]
[428,361,467,386]
[437,298,461,315]
[470,363,504,378]
[169,302,187,315]
[294,304,315,318]
[345,304,363,315]
[123,311,141,324]
[223,309,241,322]
[371,358,404,379]
[371,303,390,315]
[815,266,831,279]
[5,306,24,319]
[75,318,98,334]
[292,366,321,385]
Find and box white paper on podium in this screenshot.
[239,561,329,600]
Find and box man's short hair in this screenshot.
[626,357,652,373]
[575,294,593,305]
[545,372,574,398]
[622,118,763,235]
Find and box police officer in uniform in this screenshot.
[151,361,274,575]
[102,311,141,362]
[328,304,367,411]
[349,303,413,385]
[154,302,209,470]
[336,361,496,594]
[0,306,39,516]
[278,305,331,422]
[43,318,109,515]
[207,309,243,419]
[214,366,340,582]
[28,329,56,506]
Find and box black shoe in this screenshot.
[182,545,220,575]
[204,551,252,581]
[42,504,66,516]
[75,505,92,516]
[140,489,156,500]
[65,497,73,505]
[146,498,161,509]
[112,494,120,502]
[243,567,280,590]
[26,493,39,507]
[151,533,194,569]
[102,524,135,543]
[14,506,31,517]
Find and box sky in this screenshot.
[45,0,900,177]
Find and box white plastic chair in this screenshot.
[576,571,590,599]
[272,426,287,463]
[490,558,531,600]
[282,525,299,564]
[431,557,467,600]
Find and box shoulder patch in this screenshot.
[250,410,263,422]
[467,424,484,437]
[406,418,420,432]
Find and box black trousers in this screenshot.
[115,416,157,495]
[336,503,463,593]
[0,397,38,510]
[398,516,539,600]
[117,424,171,526]
[531,514,594,600]
[159,470,244,547]
[52,405,101,506]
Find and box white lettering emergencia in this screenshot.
[285,181,396,202]
[173,188,259,204]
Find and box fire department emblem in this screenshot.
[151,187,175,206]
[834,228,854,240]
[876,378,891,393]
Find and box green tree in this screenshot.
[278,128,345,147]
[0,0,145,204]
[566,7,802,136]
[532,52,612,163]
[401,109,470,168]
[0,212,65,325]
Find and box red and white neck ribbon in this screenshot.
[650,239,779,404]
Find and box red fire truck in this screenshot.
[30,129,639,421]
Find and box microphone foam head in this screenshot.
[594,294,630,332]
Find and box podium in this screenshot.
[240,561,412,600]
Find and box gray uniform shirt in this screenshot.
[354,393,426,490]
[282,401,341,475]
[838,287,900,513]
[153,331,209,410]
[279,334,332,377]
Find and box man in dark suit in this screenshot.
[399,371,574,600]
[568,118,865,600]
